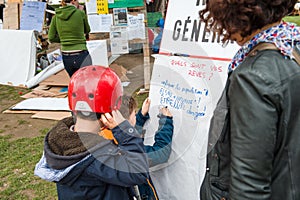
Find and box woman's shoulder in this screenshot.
[231,48,300,90]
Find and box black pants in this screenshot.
[62,50,92,77]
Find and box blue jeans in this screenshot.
[62,50,92,77]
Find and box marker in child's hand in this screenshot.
[157,105,168,117]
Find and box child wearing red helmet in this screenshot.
[35,65,149,200]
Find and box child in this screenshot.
[119,95,174,200]
[34,66,149,200]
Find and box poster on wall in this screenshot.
[110,26,129,54]
[85,0,97,14]
[113,7,128,26]
[96,0,109,14]
[108,0,144,8]
[127,14,145,40]
[88,14,113,33]
[86,40,109,66]
[20,1,46,32]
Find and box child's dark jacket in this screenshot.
[135,110,174,200]
[35,116,149,200]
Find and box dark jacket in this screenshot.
[135,110,174,200]
[136,110,174,167]
[35,117,149,200]
[200,46,300,200]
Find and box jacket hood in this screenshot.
[55,5,77,20]
[44,117,105,170]
[34,153,92,182]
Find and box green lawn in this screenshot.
[0,130,57,199]
[283,16,300,26]
[0,84,57,199]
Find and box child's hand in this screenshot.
[101,110,125,129]
[159,106,172,117]
[141,97,151,116]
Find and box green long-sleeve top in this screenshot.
[48,5,90,51]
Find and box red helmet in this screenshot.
[68,65,123,113]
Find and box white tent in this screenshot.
[0,29,36,87]
[0,31,110,88]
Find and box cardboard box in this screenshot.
[3,2,20,29]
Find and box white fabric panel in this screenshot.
[0,29,36,86]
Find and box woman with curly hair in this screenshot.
[199,0,300,200]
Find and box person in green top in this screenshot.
[48,0,92,77]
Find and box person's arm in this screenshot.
[228,69,277,199]
[94,110,149,186]
[135,110,149,134]
[145,107,174,167]
[135,98,151,135]
[82,11,90,35]
[47,16,60,43]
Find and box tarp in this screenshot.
[0,29,36,87]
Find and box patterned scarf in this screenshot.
[228,22,300,72]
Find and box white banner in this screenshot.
[146,0,240,199]
[160,0,239,59]
[146,54,229,199]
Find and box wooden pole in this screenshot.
[142,4,151,90]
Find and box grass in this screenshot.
[0,85,30,102]
[133,91,149,109]
[0,131,57,200]
[283,15,300,26]
[17,119,29,125]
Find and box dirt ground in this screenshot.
[0,53,154,139]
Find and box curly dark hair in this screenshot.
[199,0,297,43]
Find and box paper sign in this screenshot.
[160,0,239,59]
[146,54,229,199]
[96,0,108,14]
[113,7,128,26]
[110,26,129,54]
[88,14,113,33]
[127,14,145,40]
[87,40,109,66]
[85,0,97,14]
[20,1,47,32]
